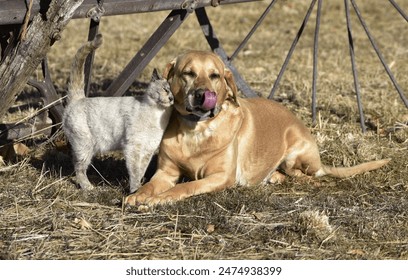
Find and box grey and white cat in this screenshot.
[63,34,173,193]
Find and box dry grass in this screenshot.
[0,0,407,260]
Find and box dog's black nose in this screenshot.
[192,93,204,106]
[188,89,206,107]
[195,92,203,100]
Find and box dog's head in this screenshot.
[163,51,238,121]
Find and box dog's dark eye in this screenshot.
[209,73,220,80]
[182,71,197,78]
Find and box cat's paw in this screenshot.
[79,182,94,191]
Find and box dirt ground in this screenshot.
[0,0,407,260]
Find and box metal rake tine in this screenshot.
[351,0,408,109]
[345,0,366,132]
[312,0,322,125]
[269,0,318,99]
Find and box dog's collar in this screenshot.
[178,113,209,122]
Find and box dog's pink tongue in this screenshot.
[202,90,217,110]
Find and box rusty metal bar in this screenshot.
[229,0,277,61]
[311,0,322,125]
[195,7,257,97]
[345,0,366,132]
[351,0,408,109]
[104,9,191,97]
[389,0,408,22]
[268,0,317,99]
[27,58,64,125]
[84,19,101,97]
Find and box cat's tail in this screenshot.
[67,34,103,103]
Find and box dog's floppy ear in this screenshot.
[224,69,239,106]
[163,58,177,81]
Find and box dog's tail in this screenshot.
[67,34,103,103]
[317,158,390,178]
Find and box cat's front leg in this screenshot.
[127,150,155,194]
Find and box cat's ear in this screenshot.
[151,68,162,81]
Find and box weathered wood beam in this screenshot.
[0,0,260,25]
[0,0,84,119]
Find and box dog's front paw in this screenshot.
[145,194,175,206]
[125,192,176,207]
[268,171,286,184]
[124,192,149,206]
[145,189,186,206]
[124,184,156,205]
[124,193,138,206]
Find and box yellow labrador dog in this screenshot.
[125,51,389,206]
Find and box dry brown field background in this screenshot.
[0,0,407,259]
